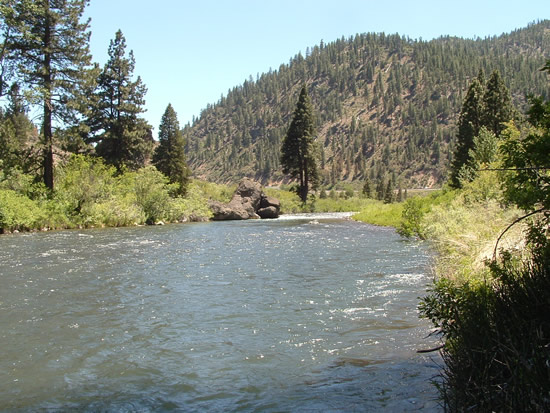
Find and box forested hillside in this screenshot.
[184,21,550,188]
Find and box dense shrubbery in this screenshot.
[420,224,550,412]
[410,68,550,410]
[0,155,215,233]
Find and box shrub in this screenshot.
[169,182,213,221]
[131,166,175,224]
[420,227,550,412]
[54,155,118,223]
[0,189,42,232]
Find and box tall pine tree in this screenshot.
[450,70,515,188]
[449,72,485,188]
[7,0,93,189]
[153,103,190,195]
[88,30,152,171]
[280,85,319,203]
[483,69,514,137]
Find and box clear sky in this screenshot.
[85,0,549,136]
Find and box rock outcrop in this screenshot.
[257,195,281,219]
[209,178,280,220]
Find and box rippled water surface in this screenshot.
[0,213,441,412]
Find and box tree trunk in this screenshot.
[302,162,309,203]
[43,2,54,190]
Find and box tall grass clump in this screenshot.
[352,199,404,227]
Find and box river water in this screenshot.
[0,213,441,412]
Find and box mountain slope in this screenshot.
[184,21,550,188]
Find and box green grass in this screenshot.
[352,200,405,227]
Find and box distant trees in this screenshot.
[5,0,94,189]
[450,69,514,188]
[182,22,550,187]
[153,104,190,195]
[87,30,152,171]
[280,85,319,202]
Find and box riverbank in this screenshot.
[0,156,231,234]
[1,155,404,234]
[353,170,550,411]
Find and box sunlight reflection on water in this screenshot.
[0,215,441,411]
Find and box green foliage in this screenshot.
[280,85,319,202]
[0,155,216,232]
[483,69,515,137]
[264,188,304,213]
[192,180,235,203]
[352,200,404,227]
[5,0,95,189]
[89,30,152,171]
[362,177,373,198]
[419,63,550,411]
[153,103,190,195]
[131,166,175,224]
[420,229,550,412]
[0,188,42,232]
[54,155,117,219]
[501,101,550,212]
[0,85,39,173]
[452,73,486,179]
[397,190,457,238]
[450,69,514,188]
[171,182,213,221]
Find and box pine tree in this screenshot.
[89,30,152,171]
[397,183,403,202]
[153,104,190,195]
[7,0,93,189]
[362,177,373,198]
[0,82,37,172]
[449,72,485,188]
[376,178,385,201]
[280,85,319,203]
[483,70,514,137]
[384,179,394,203]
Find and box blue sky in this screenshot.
[85,0,549,135]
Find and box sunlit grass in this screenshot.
[352,200,404,227]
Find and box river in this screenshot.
[0,213,441,412]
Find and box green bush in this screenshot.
[130,166,175,224]
[169,182,213,221]
[192,180,234,203]
[264,188,304,213]
[83,197,145,228]
[0,189,42,232]
[397,190,457,238]
[420,229,550,412]
[54,155,118,224]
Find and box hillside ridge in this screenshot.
[184,20,550,188]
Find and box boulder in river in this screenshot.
[209,178,280,220]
